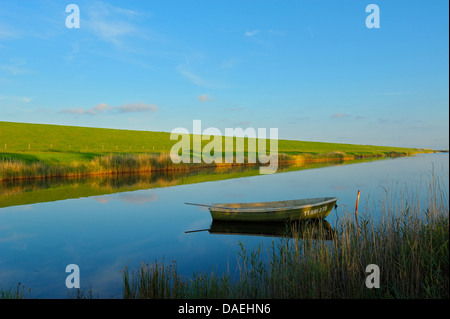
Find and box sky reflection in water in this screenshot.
[0,153,448,298]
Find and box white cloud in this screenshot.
[219,57,239,69]
[60,103,112,115]
[0,66,28,75]
[60,102,157,115]
[177,65,209,87]
[332,113,351,119]
[245,29,285,38]
[94,193,158,205]
[268,29,286,36]
[89,20,136,46]
[0,59,33,76]
[118,103,157,113]
[19,97,32,103]
[378,92,411,96]
[92,103,114,113]
[177,64,222,88]
[84,2,145,46]
[0,24,20,39]
[59,107,89,115]
[245,30,260,37]
[0,95,33,103]
[332,113,365,120]
[233,120,251,126]
[197,94,210,102]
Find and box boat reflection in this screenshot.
[207,219,336,240]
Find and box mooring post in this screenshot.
[355,190,361,236]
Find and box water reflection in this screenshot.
[0,153,447,298]
[0,157,384,209]
[205,219,336,240]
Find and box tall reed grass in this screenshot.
[122,176,449,299]
[0,151,413,182]
[0,283,29,299]
[0,153,197,181]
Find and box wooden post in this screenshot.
[355,190,361,237]
[28,144,31,150]
[4,144,6,150]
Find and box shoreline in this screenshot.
[0,150,438,182]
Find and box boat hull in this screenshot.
[209,197,337,222]
[209,219,336,240]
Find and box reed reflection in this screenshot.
[0,158,377,209]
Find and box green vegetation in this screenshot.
[0,283,29,299]
[0,120,434,181]
[0,120,425,156]
[122,177,449,299]
[0,158,382,209]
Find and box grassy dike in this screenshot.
[0,121,434,181]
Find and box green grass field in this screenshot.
[0,121,434,180]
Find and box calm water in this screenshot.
[0,153,448,298]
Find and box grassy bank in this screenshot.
[122,178,449,299]
[0,121,434,181]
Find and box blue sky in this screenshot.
[0,0,448,149]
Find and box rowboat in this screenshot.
[186,197,337,222]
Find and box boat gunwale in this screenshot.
[210,197,338,213]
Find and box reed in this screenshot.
[0,283,29,299]
[0,151,419,182]
[0,153,197,181]
[122,176,449,299]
